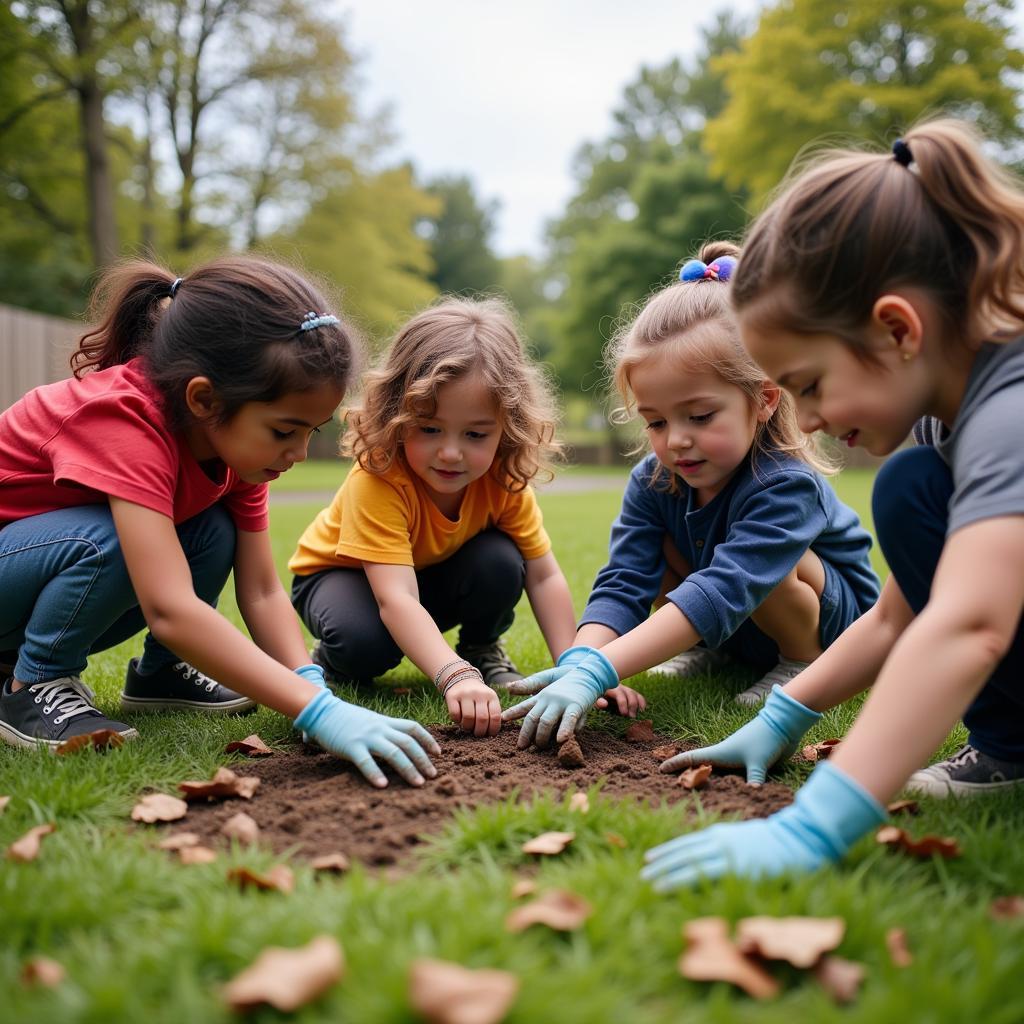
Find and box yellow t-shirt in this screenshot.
[288,459,552,575]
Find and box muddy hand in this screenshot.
[504,645,595,696]
[294,688,440,788]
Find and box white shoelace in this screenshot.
[173,662,218,693]
[947,745,979,769]
[29,677,98,725]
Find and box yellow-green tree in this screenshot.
[706,0,1024,200]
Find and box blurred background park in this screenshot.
[2,0,1023,462]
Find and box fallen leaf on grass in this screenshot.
[990,895,1024,921]
[179,767,260,802]
[228,865,295,893]
[652,744,679,761]
[568,792,589,813]
[408,958,519,1024]
[876,826,961,859]
[0,795,9,815]
[55,728,125,755]
[736,916,845,968]
[7,823,56,862]
[510,879,536,899]
[521,831,574,855]
[222,935,344,1013]
[505,890,592,933]
[21,956,65,988]
[157,831,201,851]
[677,764,712,790]
[885,927,913,968]
[625,720,655,742]
[678,917,779,1001]
[886,799,920,816]
[179,845,217,865]
[221,812,260,844]
[605,832,628,848]
[311,852,351,874]
[814,955,865,1004]
[392,687,412,696]
[131,793,188,823]
[800,738,842,762]
[224,734,273,758]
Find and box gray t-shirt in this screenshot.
[913,336,1024,535]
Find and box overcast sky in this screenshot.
[336,0,764,258]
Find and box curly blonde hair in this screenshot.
[606,241,838,491]
[344,297,562,491]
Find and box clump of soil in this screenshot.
[176,725,793,868]
[556,735,585,768]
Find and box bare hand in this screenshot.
[446,677,502,737]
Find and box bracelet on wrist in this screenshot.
[441,668,484,698]
[433,658,469,691]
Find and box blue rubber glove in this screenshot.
[660,684,821,784]
[640,761,886,890]
[294,687,441,788]
[501,648,618,749]
[294,663,328,744]
[504,645,594,696]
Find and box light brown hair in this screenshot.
[607,241,837,489]
[344,297,562,490]
[733,117,1024,353]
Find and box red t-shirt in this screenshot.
[0,359,268,531]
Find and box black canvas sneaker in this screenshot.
[121,658,256,714]
[455,639,523,689]
[905,743,1024,797]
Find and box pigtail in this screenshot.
[904,119,1024,336]
[72,261,176,377]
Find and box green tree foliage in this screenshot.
[420,175,501,295]
[706,0,1024,200]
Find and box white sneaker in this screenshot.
[735,657,810,706]
[649,647,732,680]
[905,744,1024,798]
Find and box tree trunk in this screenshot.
[77,71,119,266]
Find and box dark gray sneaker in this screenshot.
[121,658,256,715]
[0,676,139,750]
[905,743,1024,797]
[455,639,523,689]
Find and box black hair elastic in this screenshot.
[892,138,914,167]
[168,277,183,299]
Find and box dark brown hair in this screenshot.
[72,255,356,429]
[733,118,1024,351]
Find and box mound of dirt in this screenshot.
[175,725,793,868]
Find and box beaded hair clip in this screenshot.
[299,311,341,332]
[679,255,737,283]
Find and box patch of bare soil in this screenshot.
[177,725,793,868]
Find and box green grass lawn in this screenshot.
[2,469,1023,1022]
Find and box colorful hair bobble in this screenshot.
[679,255,738,283]
[299,311,341,332]
[892,138,914,167]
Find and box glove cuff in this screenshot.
[578,648,619,696]
[557,645,595,667]
[760,683,822,744]
[294,663,327,687]
[294,685,336,731]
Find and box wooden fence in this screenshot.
[0,303,81,413]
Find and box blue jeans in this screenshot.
[0,504,235,685]
[872,446,1024,761]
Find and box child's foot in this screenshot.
[121,658,256,714]
[905,744,1024,797]
[648,647,732,680]
[455,639,522,689]
[0,676,139,749]
[734,657,810,706]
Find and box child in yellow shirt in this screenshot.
[289,298,578,736]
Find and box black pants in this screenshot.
[290,529,526,680]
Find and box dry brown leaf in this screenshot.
[652,744,679,760]
[131,793,188,823]
[179,767,260,802]
[311,852,351,874]
[568,792,589,813]
[157,831,201,851]
[814,955,865,1004]
[222,935,344,1012]
[885,927,913,968]
[0,795,10,816]
[677,764,713,790]
[990,895,1024,921]
[55,728,125,755]
[886,799,920,816]
[392,687,412,696]
[521,830,575,856]
[605,832,628,849]
[7,823,56,863]
[800,738,842,762]
[509,879,537,899]
[736,916,845,968]
[221,812,260,844]
[179,845,217,865]
[876,826,961,859]
[679,917,779,1001]
[505,890,592,933]
[408,957,519,1024]
[625,719,655,742]
[228,864,295,893]
[224,734,274,758]
[21,956,66,988]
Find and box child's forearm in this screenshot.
[574,623,619,648]
[239,588,314,668]
[377,592,466,681]
[601,603,701,680]
[526,572,578,660]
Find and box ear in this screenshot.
[756,381,782,423]
[184,377,222,422]
[871,293,924,359]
